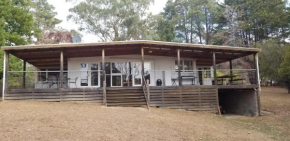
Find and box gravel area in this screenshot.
[0,101,273,141]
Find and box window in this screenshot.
[175,60,193,71]
[112,63,122,74]
[184,60,193,71]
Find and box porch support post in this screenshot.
[254,53,261,116]
[60,51,64,88]
[102,48,107,106]
[2,51,9,101]
[22,60,26,89]
[141,47,145,85]
[213,51,217,85]
[254,53,261,90]
[177,49,182,86]
[229,60,233,83]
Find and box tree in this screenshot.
[256,40,285,85]
[279,46,290,93]
[0,0,36,79]
[157,0,224,44]
[30,0,62,43]
[67,0,154,42]
[211,5,244,46]
[224,0,289,45]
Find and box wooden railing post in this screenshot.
[254,53,261,90]
[102,48,107,106]
[2,51,9,101]
[141,47,145,85]
[23,60,26,89]
[177,49,182,86]
[229,60,233,83]
[60,51,64,88]
[162,71,165,86]
[213,51,217,85]
[146,79,150,107]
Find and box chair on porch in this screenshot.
[69,77,78,88]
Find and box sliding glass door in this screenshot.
[79,62,151,87]
[90,63,99,86]
[80,63,100,87]
[111,62,123,87]
[132,62,151,86]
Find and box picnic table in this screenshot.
[216,74,244,85]
[172,76,196,86]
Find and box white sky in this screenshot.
[47,0,168,43]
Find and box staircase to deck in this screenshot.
[106,87,147,107]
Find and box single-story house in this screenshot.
[1,40,261,116]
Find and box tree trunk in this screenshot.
[190,16,193,43]
[205,8,209,45]
[197,14,202,44]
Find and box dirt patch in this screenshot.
[226,87,290,141]
[0,101,272,141]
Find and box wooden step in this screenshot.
[106,88,146,107]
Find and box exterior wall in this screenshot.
[67,55,202,88]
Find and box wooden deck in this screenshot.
[5,88,103,102]
[4,85,237,113]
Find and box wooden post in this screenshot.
[22,60,26,89]
[102,48,107,106]
[254,53,261,90]
[162,71,165,86]
[60,51,64,88]
[141,47,145,85]
[254,53,261,116]
[213,51,217,85]
[147,79,150,106]
[229,60,233,83]
[2,51,9,101]
[177,49,182,86]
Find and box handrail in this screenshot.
[142,75,150,110]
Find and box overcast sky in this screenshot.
[47,0,168,43]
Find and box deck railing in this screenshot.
[6,69,257,90]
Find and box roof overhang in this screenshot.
[1,40,260,69]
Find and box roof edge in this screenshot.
[1,40,260,52]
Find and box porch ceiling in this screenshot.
[1,40,260,68]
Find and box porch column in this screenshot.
[22,60,26,89]
[141,47,145,85]
[229,60,233,83]
[60,51,64,88]
[2,51,9,101]
[254,53,261,116]
[254,53,261,90]
[213,51,217,85]
[102,48,107,106]
[177,49,182,86]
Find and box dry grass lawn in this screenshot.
[0,87,289,141]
